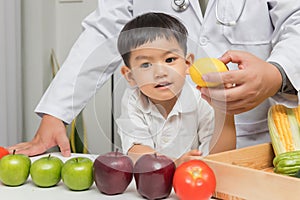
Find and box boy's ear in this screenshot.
[185,53,195,74]
[121,66,137,86]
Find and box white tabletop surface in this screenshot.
[0,152,179,200]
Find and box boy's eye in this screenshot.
[140,63,152,68]
[165,57,176,63]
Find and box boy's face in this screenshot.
[121,37,194,102]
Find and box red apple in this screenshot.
[93,150,134,195]
[133,153,176,199]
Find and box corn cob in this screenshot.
[268,105,300,156]
[271,105,294,153]
[270,105,300,177]
[293,106,300,125]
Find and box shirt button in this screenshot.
[199,36,208,46]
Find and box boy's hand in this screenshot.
[174,149,202,167]
[7,114,71,157]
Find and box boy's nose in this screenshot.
[153,64,168,78]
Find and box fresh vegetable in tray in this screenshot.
[273,150,300,176]
[268,104,300,156]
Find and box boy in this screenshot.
[116,12,236,166]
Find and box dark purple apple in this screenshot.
[133,153,176,200]
[93,150,134,195]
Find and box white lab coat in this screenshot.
[35,0,300,148]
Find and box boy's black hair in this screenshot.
[117,12,188,67]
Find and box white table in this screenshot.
[0,153,179,200]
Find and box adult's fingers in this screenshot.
[202,69,248,90]
[201,91,257,114]
[7,142,30,154]
[7,142,47,156]
[219,50,250,66]
[56,134,71,157]
[200,77,252,102]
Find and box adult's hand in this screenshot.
[199,50,282,114]
[8,114,71,157]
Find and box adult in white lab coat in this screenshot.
[9,0,300,156]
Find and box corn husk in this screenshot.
[268,104,300,156]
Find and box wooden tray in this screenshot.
[204,143,300,200]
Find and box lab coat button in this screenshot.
[199,36,208,46]
[162,137,169,143]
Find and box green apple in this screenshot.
[61,157,93,191]
[0,152,31,186]
[30,154,63,187]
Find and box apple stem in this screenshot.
[154,153,157,158]
[115,148,119,156]
[48,154,51,159]
[13,149,16,155]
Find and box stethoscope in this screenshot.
[171,0,190,12]
[171,0,246,26]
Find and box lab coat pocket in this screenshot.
[220,0,273,45]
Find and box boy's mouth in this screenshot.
[155,82,172,88]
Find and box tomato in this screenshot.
[0,146,9,159]
[173,160,216,200]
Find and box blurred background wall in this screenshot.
[1,0,113,154]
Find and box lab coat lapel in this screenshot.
[203,0,215,20]
[189,0,203,24]
[189,0,216,24]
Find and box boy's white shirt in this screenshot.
[116,81,214,158]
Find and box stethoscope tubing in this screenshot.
[171,0,246,26]
[215,0,246,26]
